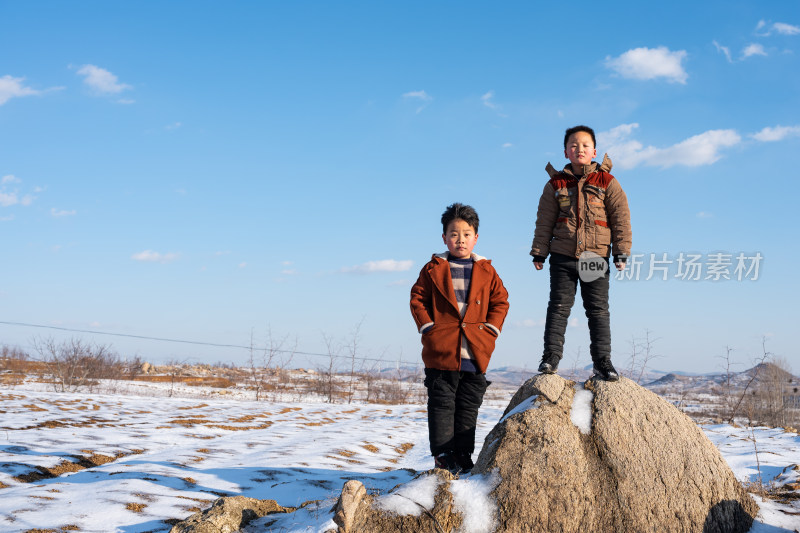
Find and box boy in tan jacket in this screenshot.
[530,125,632,381]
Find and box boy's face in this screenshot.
[443,218,478,259]
[564,131,597,170]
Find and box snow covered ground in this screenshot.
[0,381,798,532]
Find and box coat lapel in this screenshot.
[429,256,460,313]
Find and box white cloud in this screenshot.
[50,208,76,217]
[696,212,713,219]
[117,98,136,105]
[403,90,431,101]
[0,192,19,207]
[0,214,14,221]
[598,124,741,169]
[757,20,800,36]
[402,90,432,113]
[713,40,733,63]
[76,65,131,95]
[773,22,800,35]
[0,190,22,207]
[742,43,767,59]
[131,250,179,263]
[342,259,413,274]
[0,175,37,208]
[281,269,297,275]
[481,90,498,110]
[502,143,513,149]
[751,125,800,142]
[512,318,545,329]
[597,123,639,147]
[238,262,247,269]
[165,122,182,130]
[657,130,741,167]
[605,46,688,84]
[0,75,40,105]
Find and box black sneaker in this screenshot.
[538,354,560,374]
[593,359,620,382]
[433,452,462,475]
[455,451,474,474]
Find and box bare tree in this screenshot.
[32,337,119,393]
[247,329,265,401]
[626,329,661,384]
[345,319,365,404]
[726,337,771,425]
[717,345,739,422]
[166,359,188,398]
[749,354,794,428]
[247,327,297,401]
[626,333,640,381]
[0,345,31,386]
[564,346,583,381]
[318,333,340,403]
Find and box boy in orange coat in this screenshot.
[410,203,509,474]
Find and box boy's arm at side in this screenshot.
[484,270,510,336]
[530,182,558,268]
[605,179,632,265]
[410,268,434,334]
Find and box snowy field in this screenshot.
[0,381,798,532]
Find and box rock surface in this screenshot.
[168,495,293,533]
[332,470,462,533]
[474,374,758,532]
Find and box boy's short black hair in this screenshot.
[564,125,596,149]
[441,203,479,234]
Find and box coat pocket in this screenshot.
[555,188,575,215]
[592,220,610,245]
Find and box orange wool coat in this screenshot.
[410,253,509,373]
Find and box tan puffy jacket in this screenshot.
[530,154,632,261]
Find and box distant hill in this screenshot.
[482,363,799,392]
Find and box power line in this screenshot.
[0,320,417,366]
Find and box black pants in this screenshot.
[543,253,611,363]
[424,368,488,456]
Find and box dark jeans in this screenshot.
[424,368,488,456]
[543,253,611,364]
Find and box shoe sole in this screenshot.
[538,363,558,374]
[592,372,619,382]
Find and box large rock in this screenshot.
[169,495,293,533]
[474,374,758,532]
[332,470,463,533]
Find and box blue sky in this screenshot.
[1,1,798,374]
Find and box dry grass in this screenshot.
[334,449,356,458]
[21,528,78,533]
[13,450,140,483]
[395,442,415,454]
[125,502,147,513]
